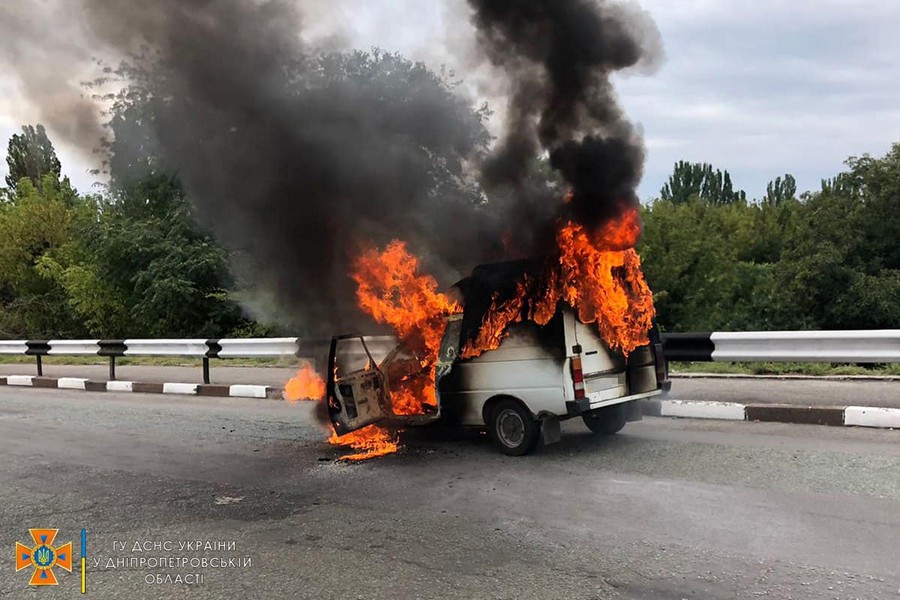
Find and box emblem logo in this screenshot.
[15,529,72,586]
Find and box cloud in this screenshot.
[619,0,900,198]
[1,0,899,200]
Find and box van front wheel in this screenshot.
[488,399,541,456]
[582,403,628,435]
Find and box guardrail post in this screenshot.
[202,357,210,384]
[109,355,116,381]
[36,354,42,377]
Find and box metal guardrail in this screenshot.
[2,331,897,384]
[660,330,900,363]
[0,338,308,384]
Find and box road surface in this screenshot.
[1,386,898,599]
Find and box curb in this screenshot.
[669,373,900,382]
[0,376,282,400]
[641,399,900,430]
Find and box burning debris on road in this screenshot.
[284,363,400,461]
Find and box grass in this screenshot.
[670,361,900,377]
[0,355,302,368]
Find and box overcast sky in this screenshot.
[2,0,899,200]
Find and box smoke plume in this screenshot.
[82,0,510,335]
[0,0,661,336]
[467,0,662,229]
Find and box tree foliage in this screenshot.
[5,124,62,191]
[0,173,91,337]
[2,114,899,338]
[660,160,747,205]
[641,148,900,332]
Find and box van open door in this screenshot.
[327,329,453,434]
[327,335,392,435]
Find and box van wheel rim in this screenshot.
[496,409,525,447]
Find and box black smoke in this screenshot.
[467,0,662,229]
[0,0,661,337]
[77,0,508,335]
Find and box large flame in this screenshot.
[283,363,399,461]
[351,240,460,415]
[555,216,654,354]
[462,206,654,358]
[341,204,654,460]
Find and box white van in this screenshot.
[327,309,669,456]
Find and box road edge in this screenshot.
[0,375,282,400]
[641,398,900,429]
[4,375,899,430]
[670,372,900,382]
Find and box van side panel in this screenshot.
[444,323,567,426]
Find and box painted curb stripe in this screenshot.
[106,381,133,392]
[659,399,746,420]
[644,399,890,430]
[745,404,844,426]
[58,377,88,390]
[131,382,163,394]
[6,375,32,386]
[844,406,900,428]
[162,383,198,395]
[229,384,268,399]
[84,380,107,392]
[32,377,58,388]
[197,385,230,397]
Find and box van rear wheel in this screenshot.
[582,403,628,435]
[488,399,541,456]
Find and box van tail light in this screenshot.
[571,355,586,399]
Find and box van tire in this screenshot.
[487,399,541,456]
[582,403,628,435]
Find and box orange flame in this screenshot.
[328,425,400,461]
[351,240,459,415]
[462,206,654,358]
[283,363,400,461]
[346,203,655,454]
[284,362,326,402]
[555,216,654,354]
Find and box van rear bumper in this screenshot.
[565,388,663,416]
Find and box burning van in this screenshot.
[327,259,670,456]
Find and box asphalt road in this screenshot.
[1,387,898,599]
[2,363,899,408]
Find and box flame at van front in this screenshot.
[283,363,400,461]
[351,240,460,416]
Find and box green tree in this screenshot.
[63,173,244,338]
[639,198,776,331]
[5,124,63,191]
[778,145,900,329]
[763,174,797,206]
[0,173,92,337]
[660,161,747,205]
